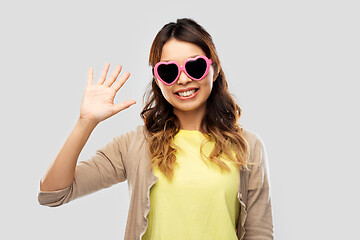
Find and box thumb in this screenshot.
[112,100,136,115]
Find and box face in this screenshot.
[155,38,217,116]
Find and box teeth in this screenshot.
[178,89,196,97]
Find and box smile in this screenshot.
[178,89,196,97]
[175,88,199,100]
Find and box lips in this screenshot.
[174,87,199,95]
[174,88,200,100]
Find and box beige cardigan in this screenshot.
[37,125,274,240]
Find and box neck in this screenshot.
[173,107,206,133]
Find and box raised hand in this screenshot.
[79,63,136,125]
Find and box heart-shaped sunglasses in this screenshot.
[154,55,213,86]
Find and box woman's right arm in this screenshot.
[39,118,97,191]
[39,63,136,192]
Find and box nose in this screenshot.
[177,70,192,85]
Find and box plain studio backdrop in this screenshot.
[0,0,358,239]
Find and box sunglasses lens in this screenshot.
[185,57,207,79]
[157,63,179,84]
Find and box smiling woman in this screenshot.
[38,18,274,240]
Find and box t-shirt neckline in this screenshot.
[176,129,210,138]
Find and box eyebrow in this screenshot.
[161,54,200,62]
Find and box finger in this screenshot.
[87,67,94,86]
[105,64,122,87]
[97,62,110,85]
[112,100,136,115]
[112,72,131,92]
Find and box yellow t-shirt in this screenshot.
[142,129,240,240]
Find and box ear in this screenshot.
[154,77,159,87]
[213,70,219,82]
[152,68,160,87]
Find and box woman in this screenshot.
[38,18,274,240]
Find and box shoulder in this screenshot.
[115,125,146,138]
[241,127,265,149]
[113,125,148,148]
[240,127,267,165]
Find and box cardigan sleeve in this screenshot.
[37,128,135,207]
[244,135,274,240]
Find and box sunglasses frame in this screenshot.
[154,55,213,86]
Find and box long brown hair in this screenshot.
[141,18,251,181]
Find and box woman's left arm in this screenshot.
[244,136,274,240]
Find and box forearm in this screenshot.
[39,117,98,191]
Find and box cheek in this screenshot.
[158,84,173,100]
[202,75,214,91]
[204,68,216,87]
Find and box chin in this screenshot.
[173,102,206,113]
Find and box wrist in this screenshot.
[77,116,99,129]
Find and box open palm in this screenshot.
[80,63,136,124]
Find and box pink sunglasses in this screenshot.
[154,55,213,86]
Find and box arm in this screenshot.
[39,118,97,192]
[37,129,133,207]
[244,136,274,240]
[38,63,136,206]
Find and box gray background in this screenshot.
[0,0,359,239]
